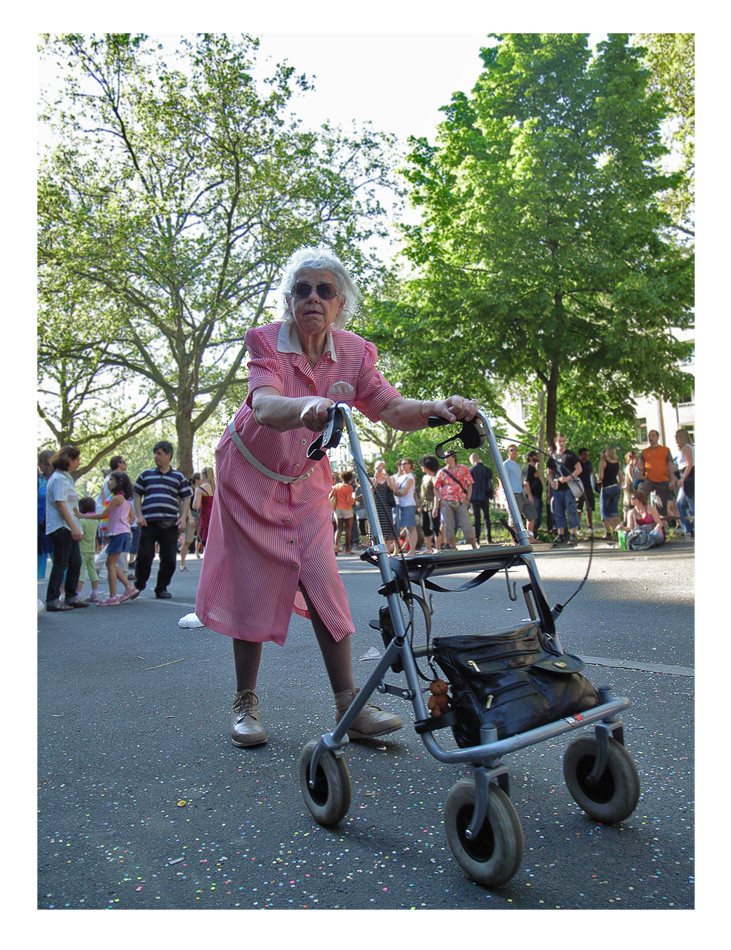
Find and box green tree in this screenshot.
[38,33,400,473]
[397,33,694,447]
[634,32,694,232]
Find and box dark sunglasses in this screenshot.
[291,281,341,301]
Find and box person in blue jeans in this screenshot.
[546,434,582,546]
[597,446,622,540]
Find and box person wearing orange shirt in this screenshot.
[639,430,676,519]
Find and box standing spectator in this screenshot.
[80,472,138,605]
[577,448,595,533]
[132,441,192,600]
[393,458,419,555]
[597,446,622,540]
[469,452,494,544]
[180,473,202,570]
[522,450,543,541]
[371,464,398,555]
[622,450,640,520]
[37,449,55,583]
[95,455,129,572]
[418,455,442,553]
[638,430,675,519]
[503,444,537,534]
[546,433,582,546]
[44,446,89,611]
[76,496,101,603]
[331,471,355,554]
[434,451,478,551]
[193,466,216,555]
[353,479,368,548]
[674,429,695,538]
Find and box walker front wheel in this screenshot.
[298,740,351,826]
[444,778,524,887]
[563,734,640,824]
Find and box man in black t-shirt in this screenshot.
[546,433,582,546]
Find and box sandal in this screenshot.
[180,565,189,571]
[98,596,121,607]
[119,587,140,603]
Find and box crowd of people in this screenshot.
[37,443,216,611]
[37,427,695,613]
[323,427,695,555]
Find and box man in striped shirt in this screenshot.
[132,442,192,599]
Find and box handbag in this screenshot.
[433,624,599,746]
[567,478,584,500]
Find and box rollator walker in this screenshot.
[298,405,640,887]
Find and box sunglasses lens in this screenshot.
[293,282,339,300]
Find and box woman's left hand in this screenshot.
[434,396,479,423]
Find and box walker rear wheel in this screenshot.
[563,734,640,824]
[298,740,351,826]
[444,778,524,887]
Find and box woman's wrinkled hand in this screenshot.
[434,396,479,423]
[300,396,334,432]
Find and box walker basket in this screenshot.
[433,623,600,747]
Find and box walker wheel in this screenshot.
[563,734,640,824]
[298,740,351,827]
[444,778,524,887]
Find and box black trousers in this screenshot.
[46,528,81,605]
[472,498,493,542]
[134,522,179,593]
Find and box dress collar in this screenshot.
[277,321,337,363]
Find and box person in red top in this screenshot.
[639,430,676,519]
[194,246,479,749]
[433,450,479,550]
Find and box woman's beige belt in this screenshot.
[227,421,315,484]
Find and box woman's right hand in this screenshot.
[299,396,334,432]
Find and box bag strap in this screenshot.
[443,469,467,495]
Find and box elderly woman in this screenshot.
[195,247,478,748]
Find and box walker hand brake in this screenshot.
[307,404,346,460]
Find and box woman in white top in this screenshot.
[393,458,418,554]
[674,429,695,537]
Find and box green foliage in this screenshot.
[38,33,401,473]
[398,33,694,444]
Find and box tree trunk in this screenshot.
[545,361,559,446]
[176,411,195,477]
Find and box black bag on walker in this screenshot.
[433,624,600,747]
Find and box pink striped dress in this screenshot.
[195,321,401,644]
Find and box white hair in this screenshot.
[276,246,361,329]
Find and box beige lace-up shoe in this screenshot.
[334,687,403,739]
[230,689,267,747]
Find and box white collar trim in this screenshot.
[277,321,337,362]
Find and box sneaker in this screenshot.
[334,687,403,739]
[230,690,267,747]
[568,533,578,546]
[178,612,205,628]
[551,535,566,547]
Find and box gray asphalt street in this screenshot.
[37,540,694,912]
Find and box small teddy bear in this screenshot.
[427,678,452,717]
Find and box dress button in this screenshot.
[284,517,292,523]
